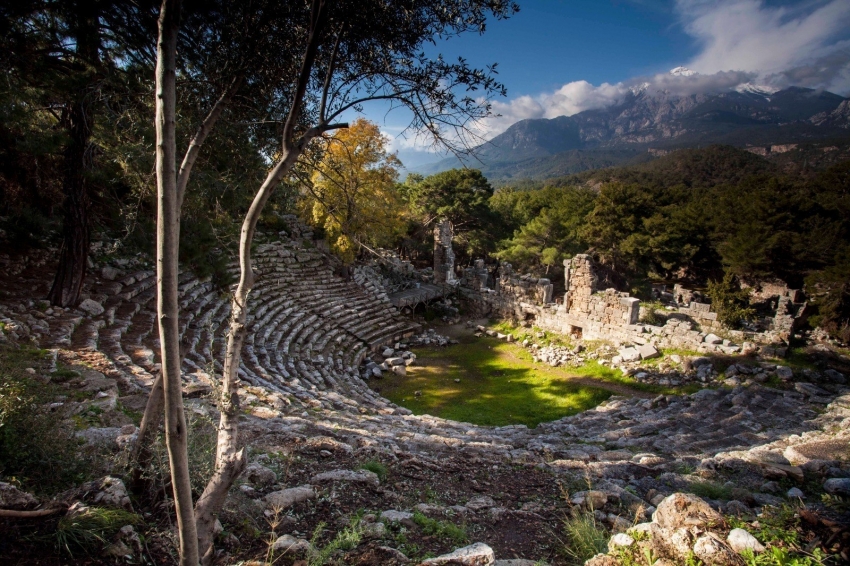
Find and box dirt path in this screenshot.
[425,320,656,399]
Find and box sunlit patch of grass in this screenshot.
[378,337,611,427]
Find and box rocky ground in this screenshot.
[1,244,849,565]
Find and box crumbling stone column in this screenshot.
[433,220,457,285]
[564,254,597,313]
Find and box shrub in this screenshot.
[705,272,755,328]
[141,412,217,498]
[0,345,92,493]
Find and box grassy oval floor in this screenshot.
[373,334,615,428]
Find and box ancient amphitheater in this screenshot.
[1,225,848,564]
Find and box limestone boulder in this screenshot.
[653,493,722,530]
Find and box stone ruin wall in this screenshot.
[496,263,553,305]
[458,254,805,356]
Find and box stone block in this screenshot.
[618,347,640,362]
[637,344,660,360]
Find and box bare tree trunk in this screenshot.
[48,5,99,307]
[193,150,300,563]
[154,1,198,565]
[130,372,163,494]
[47,99,91,307]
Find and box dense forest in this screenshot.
[410,147,850,341]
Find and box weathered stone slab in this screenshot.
[636,344,660,360]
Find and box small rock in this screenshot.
[272,534,312,555]
[786,487,804,499]
[244,462,277,488]
[380,510,414,522]
[311,469,379,485]
[465,495,496,511]
[775,366,793,380]
[608,533,634,552]
[78,298,105,316]
[823,478,850,496]
[727,528,765,554]
[264,485,315,509]
[0,482,38,510]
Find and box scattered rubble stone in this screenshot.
[420,542,495,565]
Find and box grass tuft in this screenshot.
[54,506,142,556]
[412,511,468,545]
[560,508,610,565]
[307,516,364,566]
[357,460,387,482]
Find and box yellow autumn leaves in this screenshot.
[300,119,406,264]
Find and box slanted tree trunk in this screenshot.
[153,1,199,565]
[48,5,100,307]
[131,339,188,495]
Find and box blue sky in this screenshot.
[358,0,850,168]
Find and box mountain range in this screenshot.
[414,76,850,182]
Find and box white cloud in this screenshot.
[382,0,850,151]
[678,0,850,92]
[473,80,629,139]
